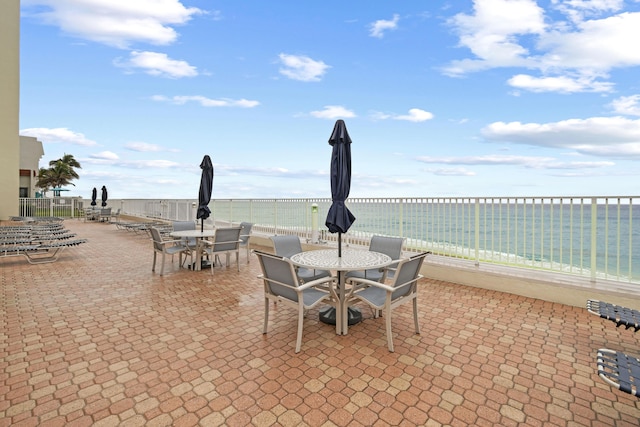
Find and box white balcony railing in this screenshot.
[17,196,640,284]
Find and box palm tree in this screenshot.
[37,153,82,196]
[35,167,54,197]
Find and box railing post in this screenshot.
[398,199,403,238]
[591,198,597,283]
[474,198,480,266]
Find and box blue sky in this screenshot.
[19,0,640,200]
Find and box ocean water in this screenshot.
[213,199,640,282]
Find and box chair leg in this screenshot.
[236,251,240,271]
[385,305,394,352]
[152,251,157,272]
[160,253,166,276]
[413,297,420,335]
[263,298,269,334]
[295,304,304,353]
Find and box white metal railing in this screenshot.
[17,196,640,284]
[17,197,84,219]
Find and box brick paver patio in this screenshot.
[2,219,640,426]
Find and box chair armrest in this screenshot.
[297,275,338,291]
[156,238,185,246]
[348,277,395,292]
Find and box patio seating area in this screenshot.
[1,219,640,426]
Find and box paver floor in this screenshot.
[1,219,640,426]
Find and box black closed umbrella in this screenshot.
[90,187,97,206]
[101,186,108,207]
[325,119,356,257]
[197,155,214,232]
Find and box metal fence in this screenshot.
[17,196,640,284]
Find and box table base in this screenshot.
[188,260,212,270]
[319,307,362,326]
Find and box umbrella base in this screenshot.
[319,306,362,326]
[187,260,212,270]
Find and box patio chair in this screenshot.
[346,252,428,352]
[172,221,197,266]
[84,208,98,222]
[255,250,337,353]
[271,235,331,283]
[345,235,405,283]
[150,226,191,276]
[99,208,112,222]
[203,226,242,275]
[111,208,121,224]
[239,222,253,264]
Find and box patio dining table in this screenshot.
[169,229,216,271]
[290,248,391,335]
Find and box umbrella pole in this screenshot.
[338,232,342,257]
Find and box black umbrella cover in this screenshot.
[197,155,214,223]
[101,186,108,207]
[325,120,356,234]
[91,187,97,206]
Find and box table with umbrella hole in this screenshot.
[290,248,391,335]
[169,229,216,271]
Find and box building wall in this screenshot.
[19,136,45,197]
[0,0,20,220]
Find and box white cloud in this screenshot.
[20,127,97,146]
[125,142,163,152]
[432,168,477,176]
[90,151,119,160]
[416,154,614,170]
[445,0,545,75]
[278,54,330,82]
[609,95,640,116]
[417,154,555,167]
[153,95,259,108]
[482,116,640,157]
[22,0,203,48]
[444,0,640,93]
[115,51,197,78]
[553,0,624,23]
[393,108,434,122]
[370,108,434,122]
[309,106,356,119]
[507,74,613,93]
[369,14,400,38]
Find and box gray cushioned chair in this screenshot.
[345,235,405,283]
[270,235,331,283]
[346,252,428,352]
[255,250,337,353]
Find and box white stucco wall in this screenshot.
[19,136,45,197]
[0,0,20,220]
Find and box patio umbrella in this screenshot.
[90,187,97,206]
[196,155,214,232]
[325,119,356,257]
[101,186,108,207]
